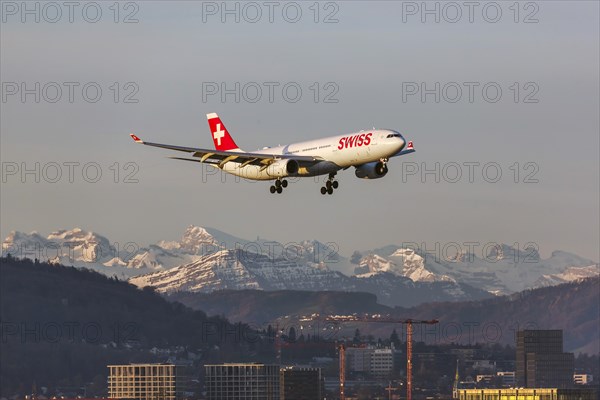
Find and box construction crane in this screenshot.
[325,315,439,400]
[338,342,370,400]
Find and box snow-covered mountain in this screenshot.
[532,265,600,287]
[157,225,221,254]
[1,226,214,278]
[129,248,345,294]
[1,226,346,279]
[130,250,261,292]
[354,248,454,283]
[129,249,492,306]
[353,245,598,295]
[3,228,122,267]
[3,226,597,306]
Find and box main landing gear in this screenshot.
[269,179,288,194]
[320,173,339,195]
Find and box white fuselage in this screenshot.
[220,129,406,180]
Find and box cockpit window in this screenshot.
[386,133,402,138]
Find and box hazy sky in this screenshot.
[1,1,598,261]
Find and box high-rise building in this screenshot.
[204,363,280,400]
[280,366,323,400]
[516,330,574,388]
[107,363,191,400]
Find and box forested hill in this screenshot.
[0,256,254,396]
[396,276,600,353]
[172,277,600,354]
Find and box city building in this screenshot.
[107,363,191,400]
[345,346,396,378]
[574,374,594,385]
[370,348,394,377]
[457,388,598,400]
[476,375,495,384]
[345,347,373,373]
[496,371,515,386]
[204,363,280,400]
[474,372,516,388]
[516,330,574,388]
[280,366,323,400]
[526,353,575,388]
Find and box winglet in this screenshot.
[130,133,144,143]
[406,141,414,150]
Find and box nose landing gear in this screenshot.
[269,179,288,194]
[321,173,339,195]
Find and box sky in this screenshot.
[1,1,599,261]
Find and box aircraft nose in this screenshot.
[387,131,406,152]
[397,137,406,151]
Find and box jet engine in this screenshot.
[354,161,388,179]
[266,159,299,177]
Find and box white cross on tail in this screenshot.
[213,123,225,146]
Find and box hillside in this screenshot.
[171,278,600,354]
[168,290,391,323]
[0,256,254,396]
[1,255,597,396]
[395,277,600,354]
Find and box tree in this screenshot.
[267,324,275,341]
[390,329,400,348]
[288,327,297,342]
[353,329,361,344]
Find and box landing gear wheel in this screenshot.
[321,172,339,194]
[275,180,282,188]
[270,186,276,194]
[281,179,288,188]
[276,186,283,194]
[319,172,339,195]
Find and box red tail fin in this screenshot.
[206,113,240,151]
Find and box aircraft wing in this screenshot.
[129,134,319,167]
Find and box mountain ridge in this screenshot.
[3,226,598,307]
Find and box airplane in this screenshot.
[129,113,415,195]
